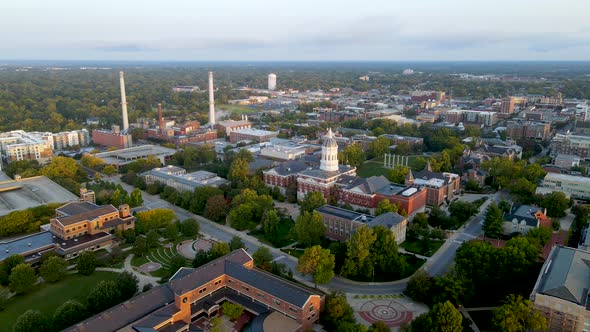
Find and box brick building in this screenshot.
[66,249,324,332]
[405,162,460,206]
[92,129,133,149]
[216,119,252,135]
[229,128,278,143]
[506,121,551,140]
[315,205,407,243]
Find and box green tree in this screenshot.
[375,199,400,216]
[541,191,570,218]
[135,208,176,234]
[168,255,188,276]
[164,223,179,242]
[0,254,24,285]
[252,247,273,269]
[341,226,376,279]
[229,236,245,251]
[193,250,213,268]
[13,310,48,332]
[210,316,225,332]
[293,211,326,247]
[76,251,97,276]
[299,191,326,214]
[448,201,478,224]
[387,166,409,184]
[371,225,407,277]
[262,209,280,238]
[367,136,391,159]
[52,300,87,331]
[339,143,366,167]
[221,302,244,320]
[404,270,434,305]
[410,301,463,332]
[204,195,229,223]
[492,294,547,332]
[40,156,81,180]
[210,242,231,259]
[9,263,37,294]
[102,164,117,176]
[297,245,335,287]
[115,271,139,301]
[483,203,504,239]
[228,157,249,184]
[229,203,256,230]
[191,186,224,214]
[321,291,356,331]
[146,230,160,248]
[39,256,67,283]
[86,280,121,312]
[129,188,144,207]
[133,236,148,257]
[368,321,390,332]
[180,218,200,237]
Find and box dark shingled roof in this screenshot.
[56,201,101,216]
[368,212,407,228]
[56,204,119,226]
[537,246,590,305]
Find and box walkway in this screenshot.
[96,254,159,289]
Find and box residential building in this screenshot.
[536,173,590,200]
[268,73,277,90]
[92,129,133,149]
[143,166,228,192]
[506,121,551,140]
[172,85,199,92]
[66,249,324,332]
[503,205,550,235]
[530,246,590,332]
[553,134,590,159]
[444,109,497,126]
[229,128,278,143]
[0,130,54,164]
[405,163,460,206]
[500,96,518,114]
[315,205,407,243]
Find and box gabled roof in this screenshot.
[342,176,390,195]
[266,160,307,176]
[56,205,119,226]
[56,201,100,216]
[538,246,590,305]
[368,212,407,228]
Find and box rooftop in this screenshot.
[0,231,54,261]
[94,145,177,165]
[0,176,78,217]
[56,204,119,226]
[230,128,278,136]
[544,172,590,185]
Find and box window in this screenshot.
[228,279,233,283]
[242,286,249,291]
[257,292,264,299]
[273,299,281,306]
[309,305,314,312]
[289,307,297,313]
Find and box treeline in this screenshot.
[0,203,62,238]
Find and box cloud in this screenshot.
[93,43,156,52]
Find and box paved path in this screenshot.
[96,254,159,289]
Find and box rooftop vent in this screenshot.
[27,243,31,246]
[62,243,66,246]
[74,239,78,242]
[5,249,9,253]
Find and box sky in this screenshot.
[1,0,589,61]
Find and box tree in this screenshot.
[0,254,24,285]
[368,321,390,332]
[498,200,511,213]
[40,156,80,180]
[76,251,97,276]
[0,286,9,311]
[228,203,256,230]
[492,295,547,332]
[133,236,148,257]
[210,317,225,332]
[221,302,244,321]
[404,270,434,305]
[87,280,122,312]
[129,188,144,207]
[367,137,391,159]
[387,166,409,184]
[191,186,224,214]
[210,242,231,258]
[299,192,326,214]
[339,143,366,167]
[146,230,160,248]
[102,164,117,176]
[297,245,335,287]
[52,300,87,331]
[321,291,356,331]
[293,211,326,247]
[39,256,67,283]
[13,310,48,332]
[193,250,213,268]
[228,157,249,184]
[341,226,376,278]
[371,225,406,277]
[262,210,280,238]
[229,236,246,251]
[169,255,188,276]
[180,218,200,237]
[116,271,139,301]
[375,199,399,216]
[164,223,179,242]
[483,203,504,239]
[541,191,570,218]
[448,201,478,224]
[9,263,37,294]
[252,247,273,269]
[135,208,176,234]
[410,301,463,332]
[204,195,228,223]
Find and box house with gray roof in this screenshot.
[531,246,590,332]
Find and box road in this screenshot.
[103,175,501,294]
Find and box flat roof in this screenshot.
[230,128,278,136]
[0,176,78,217]
[544,172,590,185]
[0,231,54,261]
[316,205,374,223]
[94,145,177,164]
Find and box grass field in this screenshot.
[0,271,119,331]
[356,161,390,178]
[219,104,258,114]
[401,239,445,257]
[281,248,305,258]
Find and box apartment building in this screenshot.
[0,130,54,164]
[506,121,551,140]
[553,134,590,158]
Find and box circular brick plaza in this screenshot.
[358,299,413,327]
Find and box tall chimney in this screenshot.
[158,103,163,131]
[208,71,215,127]
[119,71,129,132]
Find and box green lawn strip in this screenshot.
[281,248,305,258]
[131,254,150,267]
[150,250,171,268]
[218,104,258,114]
[356,162,389,178]
[400,239,445,257]
[0,271,119,331]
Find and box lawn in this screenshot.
[219,104,258,114]
[281,248,304,258]
[356,161,389,178]
[131,244,191,277]
[0,271,119,331]
[401,238,445,257]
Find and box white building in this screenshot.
[536,173,590,200]
[143,166,228,192]
[268,73,277,91]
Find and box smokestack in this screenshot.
[119,71,129,132]
[208,71,215,127]
[158,103,163,131]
